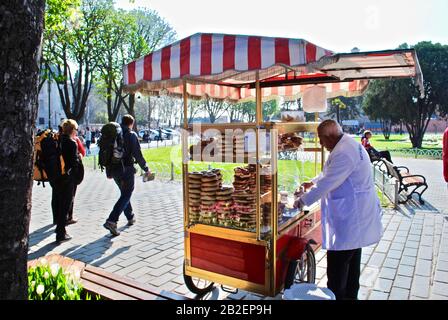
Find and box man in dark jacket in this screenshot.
[103,115,151,236]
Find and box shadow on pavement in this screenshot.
[58,236,131,266]
[28,224,55,247]
[397,194,440,217]
[28,242,59,260]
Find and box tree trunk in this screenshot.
[381,119,392,140]
[410,133,424,148]
[0,0,45,299]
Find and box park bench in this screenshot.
[379,159,428,205]
[28,254,189,300]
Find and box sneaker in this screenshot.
[56,233,72,244]
[127,215,136,226]
[103,221,120,236]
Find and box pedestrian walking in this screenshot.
[103,115,152,236]
[85,127,92,155]
[55,119,83,244]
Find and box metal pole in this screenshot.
[171,161,174,181]
[48,79,51,129]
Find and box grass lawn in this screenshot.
[142,145,320,191]
[367,134,442,151]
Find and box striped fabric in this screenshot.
[123,33,368,101]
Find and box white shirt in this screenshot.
[85,130,92,141]
[301,134,383,251]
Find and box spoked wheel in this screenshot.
[183,263,214,295]
[284,243,316,289]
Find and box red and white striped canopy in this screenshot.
[123,33,422,101]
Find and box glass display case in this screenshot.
[183,121,324,237]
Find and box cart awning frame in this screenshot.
[123,33,424,101]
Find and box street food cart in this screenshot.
[123,33,423,297]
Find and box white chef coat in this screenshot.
[301,134,383,251]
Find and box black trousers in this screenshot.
[51,183,77,223]
[54,176,75,239]
[327,248,362,300]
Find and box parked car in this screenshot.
[138,129,164,141]
[163,128,179,137]
[160,129,173,140]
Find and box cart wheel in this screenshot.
[183,263,215,295]
[284,243,316,288]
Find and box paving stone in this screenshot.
[360,267,380,287]
[316,267,326,280]
[117,256,143,268]
[379,267,397,280]
[432,281,448,297]
[430,294,448,300]
[396,231,409,238]
[375,241,392,253]
[115,261,149,277]
[390,242,405,251]
[374,278,393,293]
[400,256,417,267]
[147,264,176,277]
[383,258,400,269]
[150,273,178,287]
[419,247,433,260]
[387,250,403,260]
[438,252,448,262]
[397,264,415,277]
[159,281,182,293]
[438,261,448,272]
[411,276,430,298]
[404,241,420,249]
[422,227,434,236]
[393,276,412,289]
[403,248,418,257]
[381,232,396,241]
[137,249,161,259]
[409,229,423,236]
[369,290,389,300]
[358,287,370,300]
[434,270,448,284]
[389,287,410,300]
[393,236,407,244]
[415,259,432,277]
[420,235,434,247]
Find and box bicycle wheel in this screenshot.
[183,263,215,295]
[284,244,316,288]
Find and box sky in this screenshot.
[115,0,448,53]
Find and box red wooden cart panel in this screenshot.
[190,233,266,285]
[275,226,300,289]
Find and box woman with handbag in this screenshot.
[66,130,86,225]
[55,119,81,244]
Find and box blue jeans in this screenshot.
[107,166,135,223]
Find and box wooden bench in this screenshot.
[28,254,189,300]
[379,159,428,205]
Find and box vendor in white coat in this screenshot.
[294,119,383,300]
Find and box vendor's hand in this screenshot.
[301,182,314,191]
[293,198,304,211]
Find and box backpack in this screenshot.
[98,122,125,171]
[33,129,65,186]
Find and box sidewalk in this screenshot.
[28,159,448,300]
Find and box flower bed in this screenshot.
[28,255,101,300]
